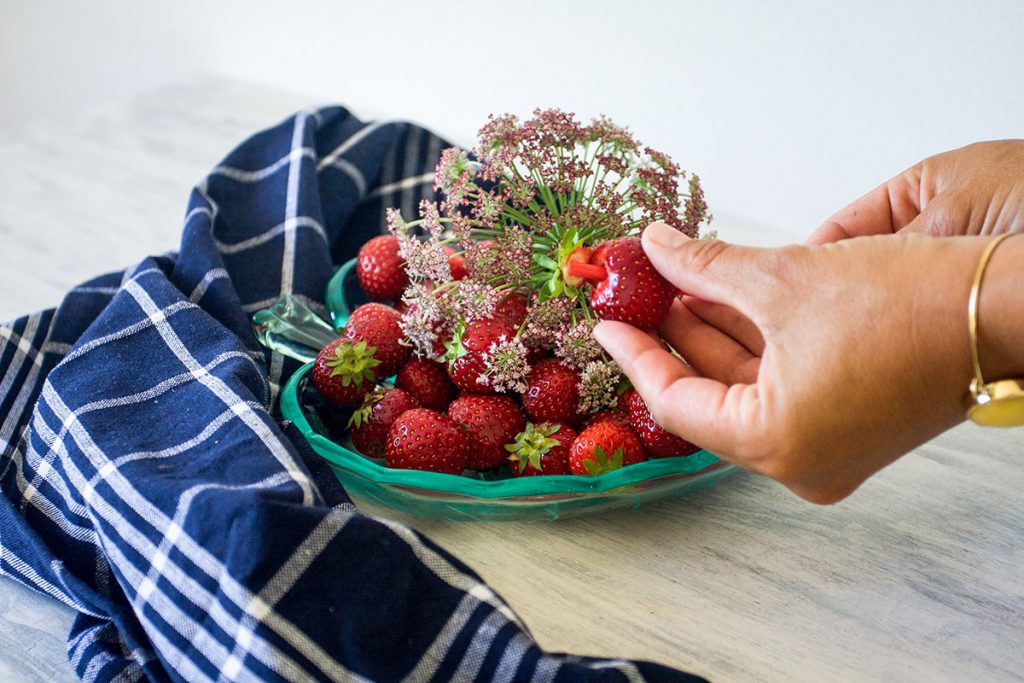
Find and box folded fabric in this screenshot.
[0,107,707,682]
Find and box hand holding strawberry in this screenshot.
[595,220,1024,503]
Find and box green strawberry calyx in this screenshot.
[505,421,562,474]
[583,445,624,476]
[347,387,386,429]
[443,321,468,366]
[325,339,381,388]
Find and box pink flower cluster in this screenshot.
[390,108,711,411]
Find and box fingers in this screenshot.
[805,168,924,245]
[657,300,760,385]
[593,320,760,457]
[680,296,765,356]
[642,222,775,315]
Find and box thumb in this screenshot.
[896,195,969,237]
[642,222,778,312]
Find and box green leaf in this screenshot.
[537,256,559,270]
[582,445,624,476]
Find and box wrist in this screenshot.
[976,233,1024,381]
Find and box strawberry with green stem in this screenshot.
[342,302,410,377]
[569,421,646,476]
[562,236,676,329]
[349,388,419,458]
[445,317,517,393]
[312,338,381,406]
[506,422,577,476]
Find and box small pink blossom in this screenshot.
[577,360,624,414]
[554,320,602,370]
[447,278,499,323]
[480,336,531,394]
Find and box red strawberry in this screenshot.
[349,388,419,458]
[563,236,675,329]
[620,388,701,458]
[616,387,642,414]
[447,395,526,471]
[357,235,408,300]
[342,303,410,377]
[521,359,583,427]
[394,358,456,412]
[443,245,469,281]
[568,422,647,476]
[386,408,470,474]
[506,422,576,476]
[494,290,529,327]
[311,338,381,406]
[582,409,633,432]
[447,318,516,393]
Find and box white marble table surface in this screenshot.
[1,76,1021,683]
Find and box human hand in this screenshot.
[594,223,1004,504]
[808,140,1024,244]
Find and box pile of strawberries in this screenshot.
[309,233,701,478]
[306,109,713,478]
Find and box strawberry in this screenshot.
[568,422,646,476]
[443,245,469,281]
[342,303,410,377]
[447,394,526,471]
[394,358,456,412]
[620,388,701,458]
[521,359,583,427]
[357,234,408,300]
[349,388,419,458]
[616,387,642,414]
[494,290,529,327]
[506,422,576,476]
[563,236,675,329]
[447,318,516,393]
[582,409,633,432]
[386,408,470,474]
[311,338,381,406]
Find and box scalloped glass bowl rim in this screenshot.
[283,259,729,499]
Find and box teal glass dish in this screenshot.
[274,260,735,521]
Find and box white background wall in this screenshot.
[1,0,1022,237]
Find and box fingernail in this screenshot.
[643,222,688,250]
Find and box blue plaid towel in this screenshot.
[0,107,707,682]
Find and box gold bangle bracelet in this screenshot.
[965,233,1024,427]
